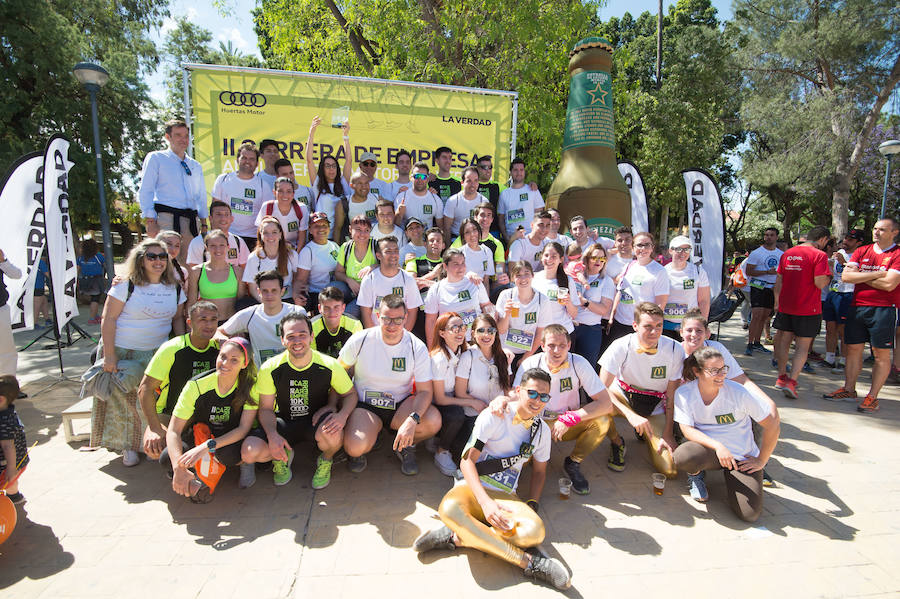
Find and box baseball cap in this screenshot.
[309,212,330,224]
[359,151,378,163]
[845,229,864,242]
[404,217,424,230]
[668,235,692,249]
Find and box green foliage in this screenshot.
[0,0,169,236]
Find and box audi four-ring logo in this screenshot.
[218,91,267,107]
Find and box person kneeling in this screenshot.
[161,338,258,503]
[240,312,356,489]
[414,368,572,590]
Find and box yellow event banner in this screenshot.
[187,65,517,196]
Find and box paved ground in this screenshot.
[1,312,899,598]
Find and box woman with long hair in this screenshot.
[495,261,552,373]
[156,231,187,292]
[162,337,259,502]
[673,347,779,521]
[573,243,615,367]
[188,229,244,323]
[242,217,300,304]
[92,239,186,466]
[531,242,580,339]
[459,218,495,289]
[428,313,473,476]
[423,248,492,347]
[608,231,670,345]
[306,116,351,241]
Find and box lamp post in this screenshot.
[878,140,900,219]
[73,62,116,282]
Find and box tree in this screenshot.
[733,0,900,240]
[0,0,169,235]
[253,0,603,188]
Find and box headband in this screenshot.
[226,336,251,368]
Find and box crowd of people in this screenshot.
[4,115,894,590]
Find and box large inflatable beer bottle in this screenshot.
[547,37,631,239]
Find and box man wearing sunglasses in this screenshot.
[394,162,443,229]
[139,119,208,262]
[357,150,393,201]
[509,324,615,495]
[338,295,440,475]
[414,367,572,590]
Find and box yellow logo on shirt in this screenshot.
[392,358,406,372]
[650,366,666,379]
[559,377,573,392]
[524,312,537,324]
[715,413,736,424]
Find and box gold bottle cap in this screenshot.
[570,37,614,56]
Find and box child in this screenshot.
[564,243,587,286]
[0,376,28,504]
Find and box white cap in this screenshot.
[669,235,692,250]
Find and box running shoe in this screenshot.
[774,375,788,391]
[607,439,626,472]
[6,492,25,505]
[782,378,799,399]
[857,395,879,413]
[822,361,836,370]
[413,525,456,553]
[311,454,333,489]
[348,455,367,473]
[762,470,775,487]
[808,350,824,362]
[238,462,257,489]
[433,449,457,477]
[396,445,419,476]
[752,342,772,354]
[742,323,749,330]
[122,449,140,467]
[822,387,858,402]
[564,456,590,495]
[744,344,754,356]
[272,448,294,486]
[525,555,572,590]
[44,319,53,327]
[688,472,708,502]
[802,363,815,374]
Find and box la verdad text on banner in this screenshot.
[43,135,79,335]
[186,65,517,195]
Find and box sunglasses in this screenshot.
[672,247,691,254]
[180,160,192,176]
[361,161,377,167]
[475,327,497,335]
[592,256,608,263]
[525,389,551,403]
[379,316,406,326]
[412,173,428,180]
[478,164,493,170]
[703,366,730,377]
[144,252,168,261]
[446,324,465,333]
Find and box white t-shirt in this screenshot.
[347,194,379,227]
[390,179,412,200]
[457,347,507,414]
[430,350,459,398]
[220,302,304,366]
[465,408,551,494]
[339,328,433,406]
[614,260,670,325]
[829,249,854,293]
[531,271,579,332]
[186,232,249,267]
[664,262,710,325]
[461,244,496,280]
[399,242,427,263]
[311,177,350,240]
[394,189,444,228]
[211,173,271,237]
[297,240,339,293]
[444,191,487,236]
[255,200,309,249]
[495,288,553,354]
[498,186,545,238]
[423,278,489,329]
[600,334,685,398]
[107,280,185,350]
[605,253,633,280]
[508,236,549,272]
[242,249,300,296]
[745,246,784,289]
[366,178,393,201]
[577,273,616,326]
[515,352,606,414]
[371,225,407,247]
[258,172,314,207]
[357,268,423,311]
[546,233,573,249]
[674,379,771,461]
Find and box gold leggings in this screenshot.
[438,484,545,568]
[608,398,677,478]
[552,416,611,463]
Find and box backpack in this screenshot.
[264,199,304,222]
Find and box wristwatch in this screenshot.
[409,411,421,424]
[206,439,217,453]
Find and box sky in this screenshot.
[148,0,734,103]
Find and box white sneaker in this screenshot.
[122,450,140,467]
[433,449,457,477]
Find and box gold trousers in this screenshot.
[608,395,677,478]
[438,484,544,567]
[550,416,611,463]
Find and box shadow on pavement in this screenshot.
[0,507,75,589]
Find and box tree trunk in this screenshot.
[323,0,374,75]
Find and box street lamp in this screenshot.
[878,139,900,219]
[73,62,116,282]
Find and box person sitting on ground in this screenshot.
[413,367,572,591]
[333,215,377,318]
[673,346,780,520]
[139,301,220,460]
[241,217,301,306]
[95,239,186,467]
[310,286,363,359]
[240,312,357,489]
[428,313,471,475]
[161,337,258,503]
[185,200,249,268]
[598,302,683,477]
[338,295,441,475]
[188,230,244,324]
[0,375,28,505]
[216,270,306,367]
[357,236,422,330]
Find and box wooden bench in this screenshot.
[62,397,93,443]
